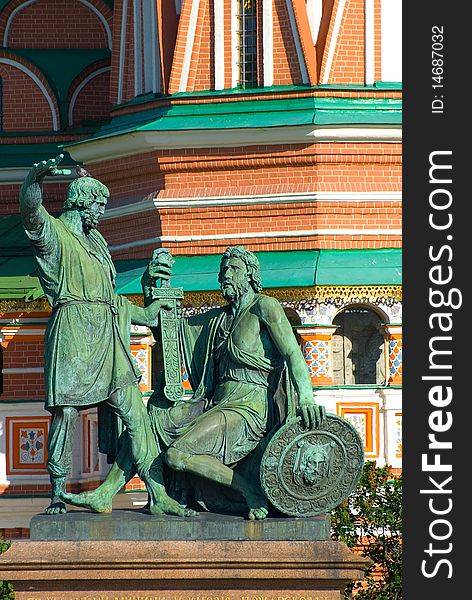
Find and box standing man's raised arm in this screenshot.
[19,154,71,230]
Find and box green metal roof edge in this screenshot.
[65,96,402,147]
[114,82,401,108]
[113,248,401,294]
[0,144,76,168]
[0,249,402,298]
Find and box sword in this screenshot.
[148,249,185,404]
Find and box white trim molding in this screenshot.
[262,0,274,87]
[365,0,375,85]
[231,0,238,88]
[133,0,143,96]
[3,0,112,48]
[109,228,402,252]
[117,0,128,104]
[2,368,44,375]
[285,0,309,83]
[79,0,113,48]
[0,168,75,185]
[214,0,225,90]
[321,0,347,84]
[0,58,59,130]
[66,125,402,163]
[3,0,36,46]
[68,66,111,126]
[306,0,323,44]
[102,191,402,219]
[180,0,201,92]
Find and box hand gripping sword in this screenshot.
[148,249,185,404]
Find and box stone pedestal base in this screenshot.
[0,538,370,600]
[30,510,331,541]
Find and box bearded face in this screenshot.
[80,199,107,233]
[219,257,251,302]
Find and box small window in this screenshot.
[237,0,258,88]
[332,307,387,385]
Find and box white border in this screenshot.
[214,0,225,90]
[0,58,59,130]
[117,0,129,103]
[179,0,201,92]
[66,125,402,163]
[68,66,111,126]
[284,0,309,83]
[109,228,402,252]
[365,0,375,85]
[3,0,112,48]
[133,0,143,96]
[262,0,274,87]
[321,0,347,84]
[101,191,401,219]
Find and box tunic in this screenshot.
[150,295,290,463]
[24,206,140,410]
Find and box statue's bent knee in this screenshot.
[165,447,189,472]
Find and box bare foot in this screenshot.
[148,486,197,517]
[45,500,67,515]
[248,506,269,520]
[60,490,112,513]
[245,489,269,520]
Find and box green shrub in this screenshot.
[331,461,402,600]
[0,538,14,599]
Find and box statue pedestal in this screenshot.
[1,512,371,600]
[29,510,331,541]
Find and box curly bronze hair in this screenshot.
[63,177,110,210]
[218,246,263,293]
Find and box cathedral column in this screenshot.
[295,325,338,385]
[384,324,402,385]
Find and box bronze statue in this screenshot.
[19,155,193,517]
[61,246,326,519]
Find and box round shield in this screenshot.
[260,414,364,517]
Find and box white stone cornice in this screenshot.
[2,367,44,374]
[102,191,401,219]
[66,125,402,164]
[109,228,402,252]
[102,197,156,219]
[0,168,75,184]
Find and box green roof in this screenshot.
[315,249,402,285]
[122,248,403,292]
[8,49,111,128]
[0,215,402,299]
[66,96,402,147]
[0,144,76,169]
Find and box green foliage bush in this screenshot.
[0,538,14,599]
[331,461,402,600]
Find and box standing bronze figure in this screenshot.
[19,155,193,517]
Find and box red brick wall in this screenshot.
[70,69,112,127]
[273,0,303,85]
[0,54,58,131]
[3,0,111,49]
[328,0,365,84]
[0,338,45,400]
[0,179,69,214]
[187,0,211,91]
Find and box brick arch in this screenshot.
[1,0,113,49]
[67,63,111,127]
[0,52,60,130]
